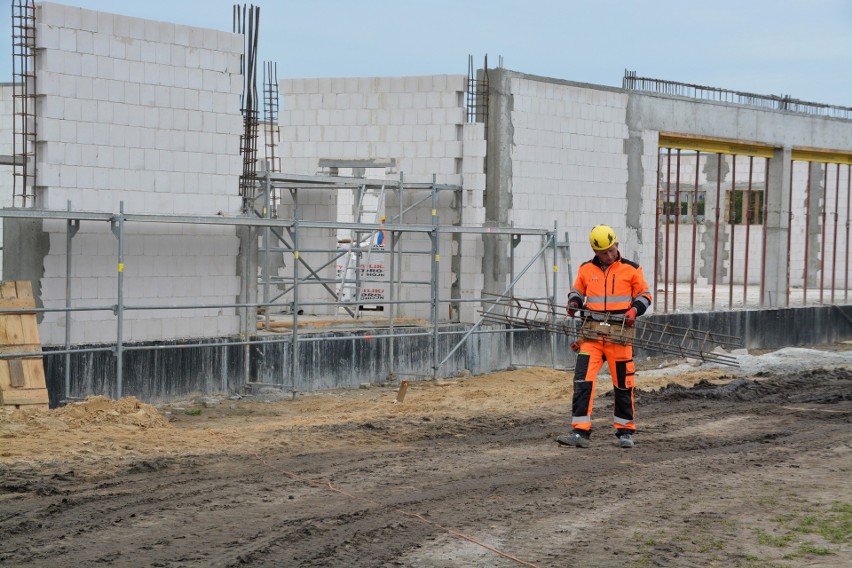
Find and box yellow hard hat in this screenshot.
[589,224,617,251]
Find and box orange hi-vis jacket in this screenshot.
[567,253,652,318]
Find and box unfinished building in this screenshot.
[1,1,850,406]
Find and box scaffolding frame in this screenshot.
[0,174,560,402]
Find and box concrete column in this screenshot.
[700,153,731,285]
[2,217,48,320]
[482,68,512,296]
[624,133,644,236]
[763,147,792,307]
[805,162,825,288]
[624,95,647,251]
[236,225,258,337]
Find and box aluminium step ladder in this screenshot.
[336,184,386,317]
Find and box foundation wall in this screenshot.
[40,305,852,406]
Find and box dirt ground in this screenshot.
[1,345,850,567]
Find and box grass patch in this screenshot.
[184,408,203,416]
[695,536,724,553]
[629,556,651,568]
[739,556,786,568]
[769,512,797,525]
[755,494,779,507]
[797,543,833,555]
[752,500,850,562]
[792,503,851,544]
[632,529,657,547]
[755,528,794,548]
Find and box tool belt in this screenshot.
[580,319,636,345]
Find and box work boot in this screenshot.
[556,430,590,448]
[616,432,634,448]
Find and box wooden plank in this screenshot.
[0,297,37,312]
[8,360,25,387]
[0,313,8,345]
[0,360,11,390]
[395,380,410,403]
[0,343,42,355]
[14,280,33,300]
[0,386,49,406]
[0,281,17,301]
[20,315,41,347]
[0,314,25,345]
[23,358,46,388]
[0,359,45,390]
[0,280,48,408]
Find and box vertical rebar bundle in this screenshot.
[11,0,36,207]
[234,4,261,211]
[465,54,489,133]
[263,61,280,174]
[262,61,280,217]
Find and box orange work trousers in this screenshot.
[570,338,636,433]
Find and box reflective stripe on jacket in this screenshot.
[567,254,652,316]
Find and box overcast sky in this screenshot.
[1,0,850,107]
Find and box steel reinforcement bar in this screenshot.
[479,295,743,367]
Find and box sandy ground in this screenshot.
[1,344,850,567]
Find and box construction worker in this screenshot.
[557,225,652,449]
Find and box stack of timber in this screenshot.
[0,281,49,409]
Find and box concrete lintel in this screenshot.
[317,158,397,169]
[0,154,25,166]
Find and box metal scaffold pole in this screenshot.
[64,201,79,401]
[291,192,301,396]
[509,223,516,368]
[387,171,404,381]
[550,223,558,369]
[430,175,440,378]
[110,202,126,399]
[262,171,271,331]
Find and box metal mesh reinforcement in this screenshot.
[480,294,743,367]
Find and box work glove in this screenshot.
[570,341,581,352]
[566,300,580,317]
[623,307,637,327]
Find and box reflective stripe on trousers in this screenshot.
[570,338,636,432]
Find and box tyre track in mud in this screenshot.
[1,368,850,567]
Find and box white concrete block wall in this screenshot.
[279,72,701,320]
[30,3,245,345]
[280,75,467,188]
[459,122,487,322]
[279,74,470,319]
[385,188,458,319]
[37,219,242,345]
[273,188,338,318]
[507,77,634,301]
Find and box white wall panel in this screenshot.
[15,3,246,344]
